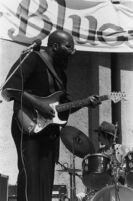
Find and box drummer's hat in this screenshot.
[94,121,117,137]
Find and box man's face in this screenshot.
[98,132,113,148]
[53,39,75,70]
[55,39,75,59]
[50,31,76,69]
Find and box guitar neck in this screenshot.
[56,95,109,112]
[99,95,109,102]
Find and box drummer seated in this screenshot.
[95,121,117,156]
[95,121,125,185]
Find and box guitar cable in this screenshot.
[1,48,35,201]
[19,54,29,201]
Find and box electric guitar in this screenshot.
[17,91,126,135]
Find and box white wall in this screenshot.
[0,40,25,184]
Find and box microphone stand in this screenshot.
[57,137,80,201]
[57,160,81,201]
[0,49,33,91]
[111,122,120,201]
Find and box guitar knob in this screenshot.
[38,123,42,127]
[28,125,34,133]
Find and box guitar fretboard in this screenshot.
[56,95,109,112]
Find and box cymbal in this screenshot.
[60,126,95,158]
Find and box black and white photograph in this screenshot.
[0,0,133,201]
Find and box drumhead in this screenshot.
[91,185,133,201]
[83,153,110,160]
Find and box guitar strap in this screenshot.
[36,51,66,92]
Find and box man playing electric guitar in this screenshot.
[2,30,100,201]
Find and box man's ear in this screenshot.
[52,43,59,52]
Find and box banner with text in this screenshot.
[0,0,133,52]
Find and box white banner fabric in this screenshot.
[0,0,133,52]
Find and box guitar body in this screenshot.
[17,91,68,135]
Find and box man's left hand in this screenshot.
[88,95,101,108]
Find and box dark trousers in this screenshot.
[11,115,59,201]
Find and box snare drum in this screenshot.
[91,185,133,201]
[123,151,133,188]
[82,153,112,190]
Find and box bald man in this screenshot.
[2,30,100,201]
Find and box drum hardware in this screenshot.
[57,137,82,201]
[115,144,128,164]
[71,137,77,201]
[57,161,81,176]
[112,144,130,186]
[110,122,122,201]
[57,162,80,201]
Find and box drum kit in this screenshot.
[57,125,133,201]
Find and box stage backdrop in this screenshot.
[0,0,133,52]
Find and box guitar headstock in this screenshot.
[110,92,127,103]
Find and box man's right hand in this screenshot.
[20,91,55,119]
[39,103,55,119]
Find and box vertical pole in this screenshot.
[111,53,122,143]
